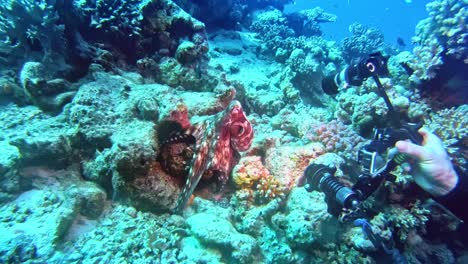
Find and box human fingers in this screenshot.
[395,140,427,161]
[419,128,445,149]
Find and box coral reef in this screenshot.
[424,105,468,170]
[334,85,389,136]
[249,8,341,105]
[232,156,269,189]
[232,156,287,205]
[0,141,21,203]
[251,8,339,57]
[413,0,468,64]
[65,71,175,211]
[0,167,106,262]
[151,57,217,91]
[371,201,430,242]
[174,0,294,29]
[2,106,75,170]
[265,142,324,190]
[286,7,337,37]
[19,61,76,112]
[0,0,65,67]
[0,0,466,263]
[407,0,467,97]
[270,106,332,137]
[272,188,340,248]
[305,120,366,160]
[55,205,186,263]
[63,70,253,214]
[186,212,257,263]
[250,9,295,54]
[74,0,149,40]
[1,0,211,110]
[75,0,209,64]
[409,37,445,81]
[341,23,387,63]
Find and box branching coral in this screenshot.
[371,201,430,242]
[334,84,390,136]
[0,0,64,66]
[410,0,467,81]
[251,8,339,58]
[425,105,468,146]
[74,0,150,39]
[250,9,295,53]
[317,244,371,264]
[341,23,386,63]
[424,105,468,169]
[414,0,468,61]
[74,0,208,67]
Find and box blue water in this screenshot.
[285,0,429,49]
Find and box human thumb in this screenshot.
[395,140,427,161]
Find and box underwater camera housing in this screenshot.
[322,52,390,95]
[303,113,423,220]
[306,51,424,221]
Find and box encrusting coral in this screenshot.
[232,156,287,205]
[305,120,365,160]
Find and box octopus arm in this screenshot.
[174,121,215,213]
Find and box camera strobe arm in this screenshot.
[371,75,395,115]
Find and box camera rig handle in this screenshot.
[303,120,424,220]
[354,121,423,199]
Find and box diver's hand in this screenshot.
[395,128,458,197]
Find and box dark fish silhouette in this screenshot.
[397,37,406,47]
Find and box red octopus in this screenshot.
[157,100,254,213]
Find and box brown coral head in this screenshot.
[228,101,253,152]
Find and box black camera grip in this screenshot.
[400,122,423,145]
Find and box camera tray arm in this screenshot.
[371,74,399,126]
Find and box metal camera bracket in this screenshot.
[307,52,424,221]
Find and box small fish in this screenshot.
[396,37,406,47]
